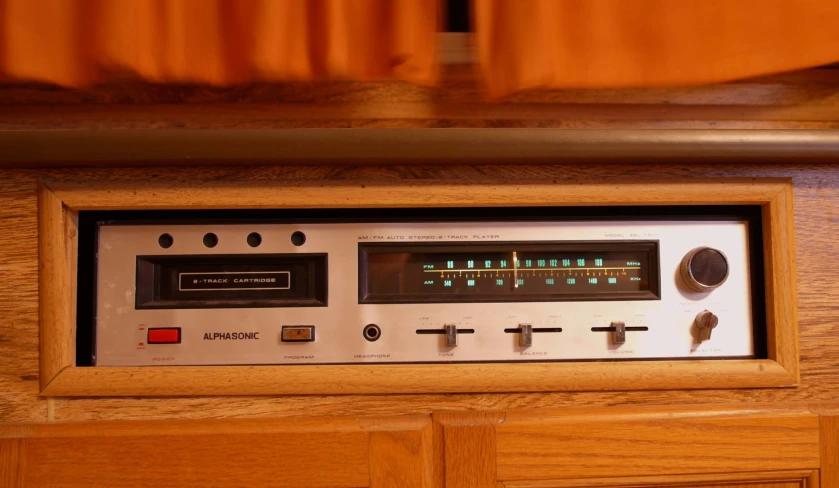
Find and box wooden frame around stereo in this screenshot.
[38,178,798,396]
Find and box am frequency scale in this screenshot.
[85,209,761,366]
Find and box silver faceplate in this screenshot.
[94,220,755,366]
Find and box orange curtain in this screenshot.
[475,0,839,97]
[0,0,440,86]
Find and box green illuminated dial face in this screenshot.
[361,242,657,303]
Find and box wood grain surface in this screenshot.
[1,66,839,129]
[0,415,436,488]
[363,415,434,488]
[764,183,800,381]
[38,360,796,397]
[495,406,820,480]
[506,482,806,488]
[36,177,797,396]
[369,427,433,488]
[37,184,77,391]
[2,163,839,422]
[0,439,25,488]
[0,409,821,487]
[501,470,817,487]
[47,178,788,210]
[820,416,839,488]
[435,412,505,488]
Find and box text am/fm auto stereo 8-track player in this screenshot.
[76,207,767,367]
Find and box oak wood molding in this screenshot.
[0,414,432,488]
[494,405,820,482]
[500,470,819,487]
[0,439,25,488]
[48,178,785,210]
[38,177,799,396]
[764,182,800,382]
[820,416,839,488]
[37,183,77,391]
[434,411,506,488]
[4,129,839,168]
[433,406,821,486]
[40,360,795,397]
[368,421,434,488]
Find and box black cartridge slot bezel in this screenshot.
[135,253,328,309]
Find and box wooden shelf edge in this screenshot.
[40,359,796,397]
[0,414,431,439]
[49,178,791,211]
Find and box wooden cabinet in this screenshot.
[500,481,811,488]
[437,406,827,488]
[696,484,804,488]
[3,405,832,487]
[0,416,433,488]
[3,163,839,487]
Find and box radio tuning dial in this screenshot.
[680,247,729,292]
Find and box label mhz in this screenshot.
[179,271,291,291]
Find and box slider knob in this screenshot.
[694,310,719,342]
[444,324,458,347]
[680,247,729,292]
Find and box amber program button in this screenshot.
[281,326,315,342]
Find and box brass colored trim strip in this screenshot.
[2,129,838,168]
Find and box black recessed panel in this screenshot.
[135,253,327,309]
[359,241,660,304]
[74,205,767,366]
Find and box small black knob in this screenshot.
[158,233,174,249]
[290,231,306,247]
[202,233,219,248]
[680,247,729,292]
[694,310,719,342]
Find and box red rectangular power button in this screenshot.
[147,328,181,344]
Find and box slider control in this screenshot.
[591,322,648,345]
[518,324,533,347]
[503,325,562,347]
[613,321,626,344]
[445,324,458,347]
[415,326,475,347]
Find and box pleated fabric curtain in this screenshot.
[0,0,440,86]
[474,0,839,97]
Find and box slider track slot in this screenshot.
[591,326,649,332]
[504,327,563,333]
[416,329,475,334]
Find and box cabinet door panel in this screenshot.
[501,473,815,488]
[0,415,433,488]
[496,407,819,481]
[438,406,822,488]
[695,484,802,488]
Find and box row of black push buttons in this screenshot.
[156,231,307,249]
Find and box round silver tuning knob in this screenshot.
[680,247,729,292]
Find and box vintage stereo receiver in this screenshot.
[77,207,766,366]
